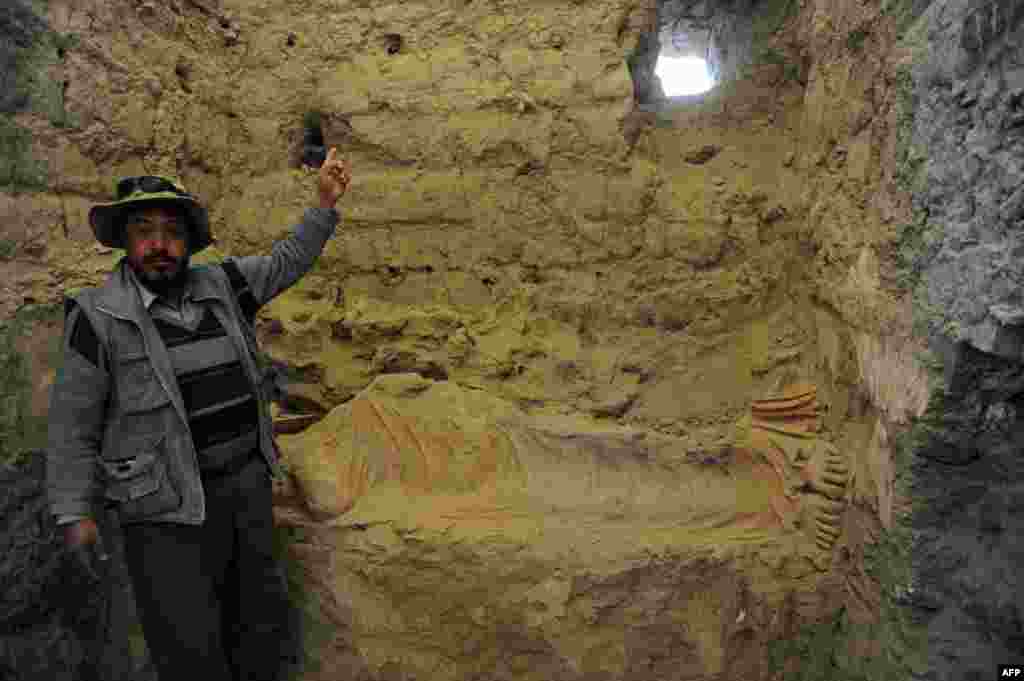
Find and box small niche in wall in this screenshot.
[174,59,192,93]
[300,111,326,168]
[384,33,402,55]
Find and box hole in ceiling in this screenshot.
[655,0,719,99]
[654,54,714,96]
[629,1,766,106]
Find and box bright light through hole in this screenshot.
[654,56,714,96]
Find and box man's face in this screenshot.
[123,205,191,294]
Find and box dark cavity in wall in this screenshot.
[384,33,403,55]
[300,111,326,168]
[174,59,192,93]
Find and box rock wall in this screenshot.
[0,453,153,681]
[3,0,1015,679]
[911,0,1024,357]
[891,0,1024,678]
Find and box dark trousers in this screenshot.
[121,454,291,681]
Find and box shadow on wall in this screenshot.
[0,451,312,681]
[0,453,150,681]
[956,0,1024,76]
[627,30,664,106]
[0,0,47,113]
[1,0,81,191]
[0,304,63,466]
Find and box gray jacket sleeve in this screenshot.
[229,207,340,308]
[45,304,110,521]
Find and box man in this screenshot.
[45,148,352,681]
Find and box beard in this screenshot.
[131,253,191,298]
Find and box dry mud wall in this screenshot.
[2,0,1017,679]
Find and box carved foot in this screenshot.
[749,385,850,552]
[803,444,849,499]
[804,494,846,551]
[801,444,849,550]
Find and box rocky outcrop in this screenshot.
[910,0,1024,358]
[0,453,154,681]
[884,1,1024,678]
[902,335,1024,679]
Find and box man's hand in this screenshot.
[317,147,352,209]
[64,517,109,582]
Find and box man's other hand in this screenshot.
[64,517,109,582]
[317,147,352,209]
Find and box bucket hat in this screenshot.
[88,175,215,254]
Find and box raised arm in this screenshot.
[229,148,352,308]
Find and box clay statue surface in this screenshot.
[746,383,850,551]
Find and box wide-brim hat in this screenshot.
[88,175,215,254]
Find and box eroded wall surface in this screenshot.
[0,0,980,678]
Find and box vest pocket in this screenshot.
[101,434,181,520]
[115,353,170,413]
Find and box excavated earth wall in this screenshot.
[1,0,1019,679]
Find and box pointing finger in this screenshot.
[326,147,337,163]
